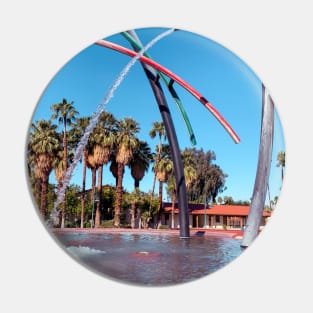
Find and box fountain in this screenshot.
[44,28,242,285]
[45,28,242,285]
[53,229,243,286]
[28,27,284,286]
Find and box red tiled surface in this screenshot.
[163,202,271,217]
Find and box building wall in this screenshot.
[162,212,269,229]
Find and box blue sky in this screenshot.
[31,27,285,203]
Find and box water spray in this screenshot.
[48,28,176,227]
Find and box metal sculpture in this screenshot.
[124,29,190,238]
[241,84,274,247]
[96,38,240,144]
[121,30,197,146]
[96,29,240,238]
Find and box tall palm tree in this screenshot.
[27,153,41,208]
[92,112,116,228]
[149,121,167,206]
[28,120,60,219]
[183,165,197,191]
[52,133,78,226]
[276,151,285,182]
[149,121,166,156]
[166,173,176,228]
[53,150,65,194]
[129,140,152,189]
[75,117,91,228]
[86,153,97,225]
[86,126,101,227]
[109,157,119,187]
[166,164,196,228]
[128,141,152,228]
[113,117,140,227]
[154,155,173,223]
[51,98,79,228]
[129,188,142,229]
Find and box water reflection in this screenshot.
[54,231,243,286]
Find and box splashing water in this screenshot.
[48,28,176,227]
[66,246,106,257]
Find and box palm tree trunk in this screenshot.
[35,178,42,210]
[61,200,65,228]
[91,167,96,204]
[40,178,48,219]
[114,163,124,227]
[134,178,140,189]
[95,165,103,228]
[171,192,176,229]
[158,180,163,220]
[56,179,63,227]
[80,148,87,228]
[149,172,157,215]
[63,123,67,172]
[149,140,161,213]
[130,202,136,229]
[61,121,67,229]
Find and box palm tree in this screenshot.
[113,117,140,227]
[51,98,79,228]
[166,174,176,228]
[75,117,91,228]
[27,152,41,208]
[92,112,116,228]
[128,188,142,229]
[166,164,196,228]
[154,155,173,224]
[129,140,152,189]
[149,121,167,207]
[276,151,285,182]
[53,150,65,194]
[128,141,152,228]
[51,133,78,227]
[28,120,60,219]
[183,164,197,191]
[86,153,97,225]
[109,157,119,187]
[52,149,68,226]
[149,121,166,155]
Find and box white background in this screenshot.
[1,1,312,312]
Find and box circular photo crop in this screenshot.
[26,27,285,286]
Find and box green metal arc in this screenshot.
[121,31,197,146]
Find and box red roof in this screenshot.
[162,202,271,217]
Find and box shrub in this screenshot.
[159,225,169,230]
[84,221,92,228]
[100,219,114,228]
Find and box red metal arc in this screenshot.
[95,39,240,144]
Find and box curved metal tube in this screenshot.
[124,29,190,238]
[121,31,197,146]
[95,39,240,144]
[241,85,274,247]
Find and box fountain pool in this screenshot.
[52,230,243,286]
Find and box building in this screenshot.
[161,202,271,229]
